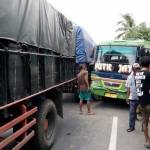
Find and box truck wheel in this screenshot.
[35,99,57,150]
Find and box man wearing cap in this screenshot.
[126,63,140,132]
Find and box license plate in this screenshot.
[105,93,117,98]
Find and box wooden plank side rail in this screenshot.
[12,130,35,150]
[0,78,76,110]
[0,107,37,134]
[0,119,36,150]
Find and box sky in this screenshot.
[47,0,150,44]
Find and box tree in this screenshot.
[135,22,150,40]
[116,14,150,41]
[116,14,135,39]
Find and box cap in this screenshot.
[132,63,140,69]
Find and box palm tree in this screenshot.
[116,14,136,39]
[136,22,150,40]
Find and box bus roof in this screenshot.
[98,40,150,48]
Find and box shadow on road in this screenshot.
[94,98,128,111]
[62,93,129,111]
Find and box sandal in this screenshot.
[144,143,150,148]
[79,112,83,115]
[87,112,95,115]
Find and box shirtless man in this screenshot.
[77,64,94,115]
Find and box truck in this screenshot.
[0,0,76,150]
[90,40,150,101]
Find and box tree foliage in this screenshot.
[116,14,150,41]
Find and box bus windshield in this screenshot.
[97,45,137,64]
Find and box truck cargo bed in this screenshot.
[0,42,75,106]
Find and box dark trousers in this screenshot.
[129,100,138,129]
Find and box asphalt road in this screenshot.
[52,93,148,150]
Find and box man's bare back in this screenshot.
[77,70,89,91]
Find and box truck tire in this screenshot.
[35,99,57,150]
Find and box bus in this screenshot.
[90,40,150,100]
